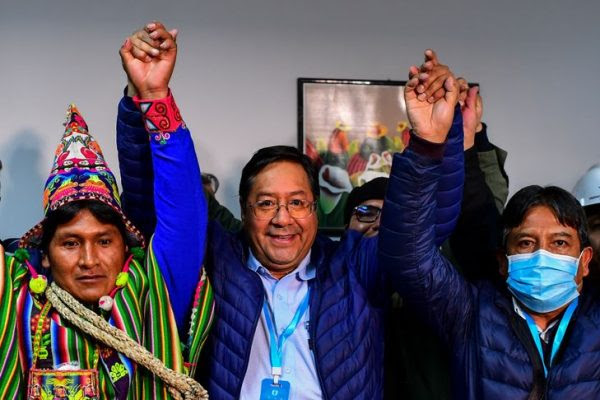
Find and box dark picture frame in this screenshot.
[298,78,409,235]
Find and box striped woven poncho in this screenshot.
[0,242,214,399]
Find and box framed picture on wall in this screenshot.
[298,78,410,235]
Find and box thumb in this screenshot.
[464,86,479,111]
[169,28,179,41]
[119,38,135,64]
[443,75,459,107]
[404,76,419,101]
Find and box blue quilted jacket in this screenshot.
[379,133,600,399]
[201,223,386,399]
[117,96,465,399]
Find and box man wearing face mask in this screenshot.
[380,112,598,396]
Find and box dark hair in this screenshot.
[502,185,590,249]
[584,203,600,219]
[344,177,388,224]
[238,146,319,209]
[41,200,130,252]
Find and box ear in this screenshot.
[241,203,251,226]
[41,252,51,269]
[497,249,508,279]
[579,246,594,278]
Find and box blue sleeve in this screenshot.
[378,114,474,346]
[117,95,156,240]
[117,96,208,334]
[434,105,465,246]
[348,108,465,304]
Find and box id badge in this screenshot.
[260,378,291,400]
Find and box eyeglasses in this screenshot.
[353,204,382,223]
[248,199,317,220]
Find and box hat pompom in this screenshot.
[29,275,48,294]
[14,248,30,263]
[115,272,129,288]
[130,247,145,262]
[98,295,114,312]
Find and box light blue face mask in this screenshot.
[506,249,582,313]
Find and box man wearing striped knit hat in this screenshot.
[0,30,213,400]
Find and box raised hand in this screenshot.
[405,50,459,143]
[457,77,481,149]
[119,21,178,100]
[475,90,483,133]
[415,49,451,103]
[457,77,469,106]
[461,84,480,149]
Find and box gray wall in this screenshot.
[1,0,599,239]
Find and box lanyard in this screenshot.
[262,287,311,384]
[523,298,578,377]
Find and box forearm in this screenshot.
[117,93,157,240]
[380,132,472,344]
[133,93,208,331]
[434,105,465,245]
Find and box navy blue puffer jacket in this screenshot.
[380,137,600,399]
[200,224,387,399]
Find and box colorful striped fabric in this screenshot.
[183,262,215,378]
[0,241,214,399]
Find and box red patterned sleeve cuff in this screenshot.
[133,91,185,143]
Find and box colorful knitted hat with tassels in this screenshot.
[19,104,145,249]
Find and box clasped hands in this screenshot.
[406,49,479,145]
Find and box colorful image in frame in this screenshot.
[298,78,409,234]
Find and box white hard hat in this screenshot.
[573,163,600,207]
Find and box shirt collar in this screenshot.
[512,297,559,340]
[247,248,315,281]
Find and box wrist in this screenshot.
[411,128,447,144]
[126,80,138,98]
[464,139,475,150]
[463,129,476,150]
[408,130,446,159]
[137,88,169,100]
[133,90,184,143]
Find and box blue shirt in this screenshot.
[239,250,323,399]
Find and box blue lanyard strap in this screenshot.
[263,287,311,384]
[523,298,578,377]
